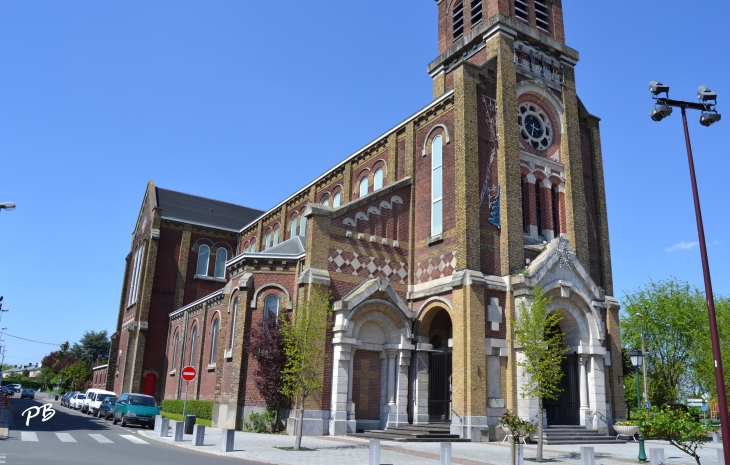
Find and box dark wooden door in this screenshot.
[544,354,579,425]
[428,353,452,422]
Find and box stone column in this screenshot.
[388,350,411,428]
[579,356,589,409]
[413,347,430,425]
[329,343,355,435]
[386,351,397,405]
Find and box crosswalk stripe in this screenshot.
[21,431,38,441]
[89,433,113,443]
[119,434,148,444]
[55,432,76,442]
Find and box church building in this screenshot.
[113,0,625,442]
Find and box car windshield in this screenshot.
[78,395,86,399]
[106,397,117,404]
[127,395,155,407]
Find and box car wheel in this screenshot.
[121,416,127,427]
[112,414,118,425]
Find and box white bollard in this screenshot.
[172,421,184,442]
[153,415,162,434]
[440,442,452,465]
[580,446,595,465]
[649,448,665,464]
[369,439,380,465]
[220,428,235,452]
[718,448,725,465]
[510,442,524,465]
[158,417,170,437]
[192,424,205,446]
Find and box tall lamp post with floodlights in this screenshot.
[648,81,729,464]
[630,349,647,463]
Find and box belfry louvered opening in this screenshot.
[453,2,464,39]
[514,0,529,23]
[535,0,550,32]
[470,0,483,26]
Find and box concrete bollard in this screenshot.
[158,417,170,437]
[510,443,524,465]
[369,439,380,465]
[192,424,205,446]
[649,448,665,464]
[172,421,184,442]
[718,448,725,465]
[580,446,595,465]
[220,429,235,452]
[440,442,452,465]
[153,415,162,434]
[712,432,720,442]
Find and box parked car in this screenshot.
[70,393,86,409]
[6,383,21,393]
[0,386,14,396]
[112,393,159,428]
[97,396,118,420]
[20,388,34,399]
[61,392,74,407]
[82,389,115,415]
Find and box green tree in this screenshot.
[621,278,707,406]
[68,330,110,363]
[59,360,92,390]
[280,290,332,451]
[693,295,730,401]
[511,285,568,462]
[640,406,716,465]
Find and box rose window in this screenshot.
[518,103,553,151]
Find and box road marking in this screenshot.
[55,432,76,442]
[89,433,113,443]
[120,434,148,444]
[0,453,5,464]
[21,431,38,441]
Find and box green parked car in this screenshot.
[112,393,159,428]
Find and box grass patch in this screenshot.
[161,411,212,427]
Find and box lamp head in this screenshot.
[0,203,15,211]
[698,86,717,102]
[700,112,721,127]
[651,104,673,121]
[650,81,670,97]
[629,348,644,367]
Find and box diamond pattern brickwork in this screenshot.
[328,249,408,284]
[414,251,456,284]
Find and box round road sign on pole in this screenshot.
[181,366,197,381]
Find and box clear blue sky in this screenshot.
[1,1,728,365]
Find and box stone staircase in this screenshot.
[347,424,470,442]
[542,425,625,445]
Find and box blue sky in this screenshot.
[1,1,728,365]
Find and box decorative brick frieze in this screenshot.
[414,251,456,284]
[328,249,408,285]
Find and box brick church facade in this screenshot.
[111,0,625,441]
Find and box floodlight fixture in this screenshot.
[650,81,669,97]
[698,86,717,102]
[0,202,15,211]
[700,112,721,127]
[650,104,672,121]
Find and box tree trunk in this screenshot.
[537,399,544,462]
[294,394,306,450]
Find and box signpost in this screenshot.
[181,366,197,421]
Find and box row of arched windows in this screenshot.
[521,176,562,238]
[196,245,227,279]
[357,167,384,198]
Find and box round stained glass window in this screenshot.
[518,103,554,151]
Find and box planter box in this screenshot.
[614,425,639,436]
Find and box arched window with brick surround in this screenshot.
[209,317,220,365]
[431,135,443,237]
[265,231,272,250]
[373,168,383,190]
[359,176,368,198]
[333,192,341,208]
[228,296,238,351]
[196,245,210,276]
[188,324,198,366]
[299,213,306,236]
[264,295,279,332]
[290,215,298,239]
[214,247,227,278]
[171,330,180,371]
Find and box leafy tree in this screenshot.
[68,330,110,363]
[640,406,716,465]
[621,278,708,406]
[245,311,287,430]
[280,290,332,451]
[693,295,730,401]
[511,285,568,462]
[58,360,91,391]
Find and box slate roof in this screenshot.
[156,188,264,232]
[257,236,306,256]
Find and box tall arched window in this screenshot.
[299,215,306,236]
[265,232,272,250]
[373,168,383,190]
[171,330,180,371]
[229,297,238,351]
[189,325,197,366]
[264,295,279,331]
[196,245,210,276]
[359,176,368,197]
[333,192,341,208]
[209,318,220,365]
[273,228,279,245]
[535,182,543,236]
[214,248,227,278]
[431,135,443,236]
[290,216,298,238]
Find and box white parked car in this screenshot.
[70,393,86,409]
[82,389,116,415]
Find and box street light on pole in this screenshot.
[0,202,15,212]
[630,348,647,463]
[648,81,729,465]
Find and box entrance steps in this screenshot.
[347,424,470,442]
[542,425,625,445]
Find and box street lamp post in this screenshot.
[0,203,15,212]
[648,82,730,465]
[630,349,647,463]
[635,313,649,406]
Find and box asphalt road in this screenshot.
[1,396,266,465]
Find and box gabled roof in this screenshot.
[257,236,306,256]
[156,188,264,232]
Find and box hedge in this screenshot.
[161,399,213,420]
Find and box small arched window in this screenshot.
[209,318,220,365]
[251,241,256,253]
[196,245,210,276]
[299,215,306,236]
[333,192,341,208]
[273,228,279,245]
[359,176,369,197]
[373,168,383,190]
[290,216,298,239]
[265,232,272,250]
[214,248,227,278]
[244,243,250,253]
[323,197,330,207]
[264,295,279,331]
[431,135,443,236]
[229,297,238,351]
[189,325,197,366]
[172,330,180,371]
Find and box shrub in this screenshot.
[161,400,213,420]
[244,408,276,433]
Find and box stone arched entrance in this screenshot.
[414,303,453,424]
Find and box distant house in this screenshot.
[2,363,40,379]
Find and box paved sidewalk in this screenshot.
[139,427,726,465]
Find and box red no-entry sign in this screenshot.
[181,366,197,381]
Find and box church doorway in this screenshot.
[544,353,580,425]
[426,308,452,423]
[352,350,382,422]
